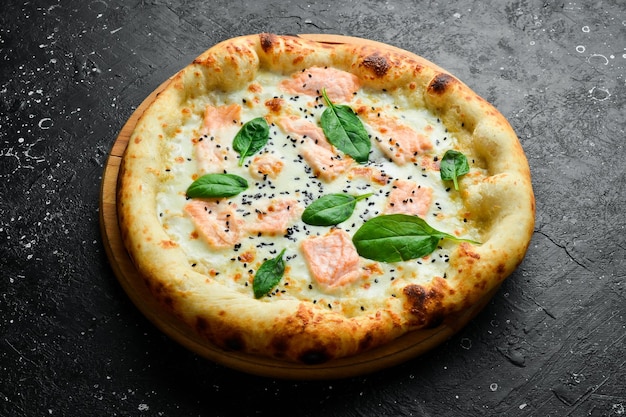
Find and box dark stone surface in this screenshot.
[1,0,625,416]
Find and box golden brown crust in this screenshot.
[117,33,535,363]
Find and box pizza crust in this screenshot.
[117,34,534,363]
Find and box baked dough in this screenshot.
[117,33,535,363]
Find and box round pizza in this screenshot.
[117,33,535,365]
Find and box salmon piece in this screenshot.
[385,179,433,218]
[248,154,284,180]
[195,136,237,174]
[201,103,241,135]
[301,229,362,290]
[277,116,352,181]
[279,66,360,103]
[246,199,303,235]
[420,154,441,171]
[277,116,328,147]
[195,104,241,174]
[348,166,389,186]
[301,143,353,181]
[369,116,433,165]
[184,200,242,249]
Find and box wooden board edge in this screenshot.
[99,34,498,380]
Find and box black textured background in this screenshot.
[1,1,625,416]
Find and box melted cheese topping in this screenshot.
[156,69,477,317]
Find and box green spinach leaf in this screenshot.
[233,117,270,166]
[302,193,373,226]
[320,88,371,164]
[440,149,470,190]
[186,173,248,198]
[253,249,287,299]
[352,214,479,262]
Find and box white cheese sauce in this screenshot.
[156,69,475,316]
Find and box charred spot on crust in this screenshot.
[428,73,455,95]
[358,332,375,351]
[193,54,217,67]
[404,284,428,312]
[162,296,174,308]
[223,334,246,351]
[196,316,209,332]
[299,349,331,365]
[270,335,289,355]
[403,284,445,326]
[361,54,390,77]
[413,63,425,74]
[424,312,445,329]
[146,280,175,309]
[474,279,487,290]
[259,33,276,53]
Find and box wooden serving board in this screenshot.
[99,34,497,380]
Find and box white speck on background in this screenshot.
[460,338,472,350]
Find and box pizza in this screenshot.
[117,33,535,364]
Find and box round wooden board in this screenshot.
[99,34,498,380]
